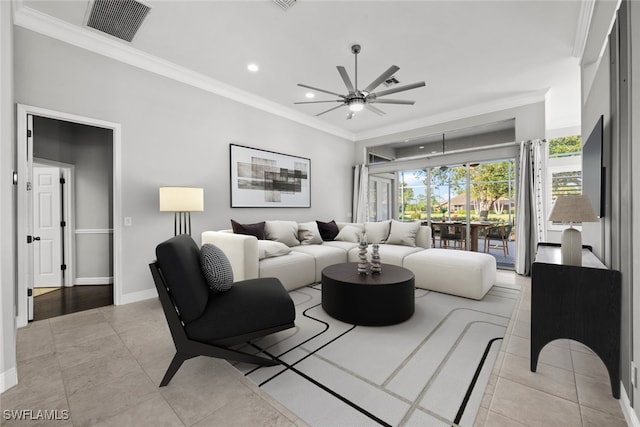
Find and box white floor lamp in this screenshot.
[547,195,599,266]
[159,186,204,236]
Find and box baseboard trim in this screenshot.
[0,366,18,393]
[118,288,157,305]
[620,382,640,427]
[74,277,114,285]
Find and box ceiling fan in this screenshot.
[295,44,426,119]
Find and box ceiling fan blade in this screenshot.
[337,66,355,94]
[316,103,346,117]
[362,65,400,94]
[370,81,426,98]
[294,100,343,104]
[365,104,386,116]
[367,99,415,105]
[297,84,345,99]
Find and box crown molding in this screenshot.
[354,89,549,142]
[572,0,596,60]
[12,4,355,141]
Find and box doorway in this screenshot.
[16,105,122,327]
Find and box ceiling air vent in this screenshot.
[383,76,400,87]
[86,0,150,42]
[273,0,296,10]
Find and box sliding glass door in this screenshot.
[389,158,516,268]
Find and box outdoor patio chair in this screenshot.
[484,223,512,256]
[440,224,466,250]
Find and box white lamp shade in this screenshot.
[548,195,599,223]
[549,195,599,267]
[159,187,204,212]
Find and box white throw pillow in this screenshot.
[334,225,364,243]
[336,222,365,233]
[265,220,300,247]
[364,220,391,244]
[298,221,323,245]
[386,220,421,247]
[257,240,292,260]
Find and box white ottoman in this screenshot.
[403,249,496,300]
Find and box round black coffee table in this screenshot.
[321,263,415,326]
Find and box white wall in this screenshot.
[354,102,546,164]
[13,27,354,300]
[0,0,17,392]
[581,43,611,261]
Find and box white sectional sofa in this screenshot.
[201,219,496,300]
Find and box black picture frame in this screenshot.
[230,144,311,208]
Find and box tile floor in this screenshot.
[475,271,628,426]
[1,271,628,426]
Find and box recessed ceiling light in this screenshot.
[247,63,259,72]
[305,92,315,99]
[419,146,425,149]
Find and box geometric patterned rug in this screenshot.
[232,283,519,426]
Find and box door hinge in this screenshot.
[27,288,32,297]
[26,181,32,191]
[61,264,67,271]
[632,362,637,388]
[27,129,32,138]
[61,220,66,227]
[60,177,66,184]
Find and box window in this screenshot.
[368,176,393,221]
[547,135,582,227]
[397,169,427,221]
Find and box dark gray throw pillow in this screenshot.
[316,219,339,241]
[231,219,266,240]
[200,244,234,292]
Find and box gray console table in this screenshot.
[530,243,621,399]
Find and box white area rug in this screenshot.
[233,282,519,426]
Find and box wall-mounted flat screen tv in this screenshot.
[582,114,605,218]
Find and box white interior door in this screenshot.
[33,165,62,287]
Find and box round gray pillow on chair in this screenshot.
[200,243,234,292]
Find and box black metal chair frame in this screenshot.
[149,262,292,386]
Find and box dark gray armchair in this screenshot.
[149,234,295,386]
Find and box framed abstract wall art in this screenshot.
[230,144,311,208]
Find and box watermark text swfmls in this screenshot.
[3,409,70,421]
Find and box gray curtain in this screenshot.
[352,164,369,223]
[515,139,547,275]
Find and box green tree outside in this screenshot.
[409,161,515,218]
[549,136,581,157]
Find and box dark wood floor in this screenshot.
[33,285,113,322]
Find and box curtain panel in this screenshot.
[515,139,547,275]
[352,164,369,223]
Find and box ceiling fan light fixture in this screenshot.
[349,98,365,112]
[295,44,426,119]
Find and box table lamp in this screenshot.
[159,186,204,236]
[548,195,599,266]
